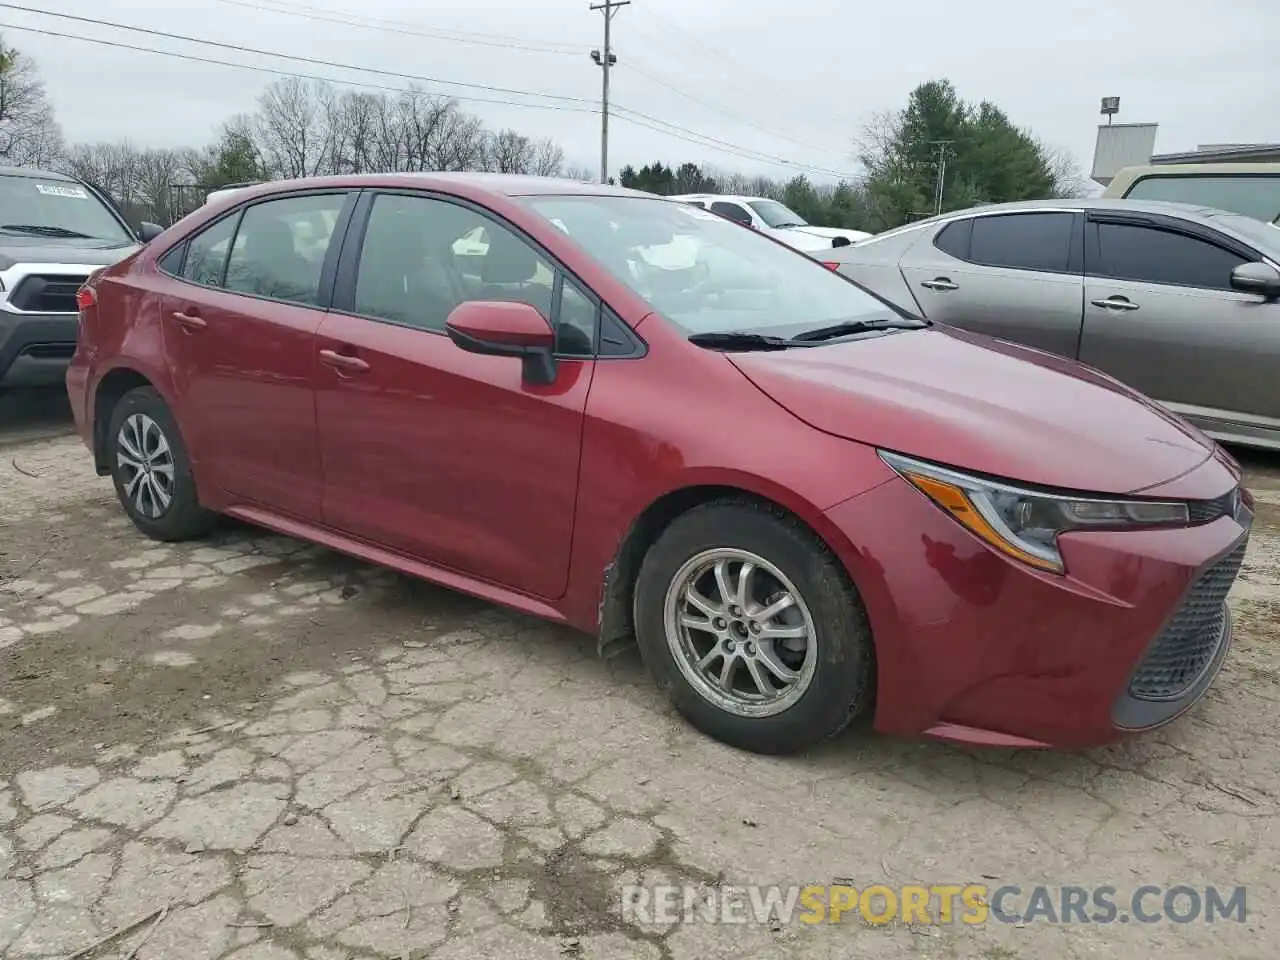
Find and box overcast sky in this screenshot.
[7,0,1279,184]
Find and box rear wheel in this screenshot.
[107,386,215,541]
[634,500,874,755]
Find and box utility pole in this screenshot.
[932,141,951,215]
[590,0,629,184]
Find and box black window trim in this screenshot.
[1083,210,1262,291]
[329,187,647,361]
[931,210,1084,276]
[153,188,359,312]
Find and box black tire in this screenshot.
[106,386,216,541]
[634,500,875,755]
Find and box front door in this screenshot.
[900,211,1085,359]
[158,191,353,521]
[314,191,597,600]
[1078,215,1280,437]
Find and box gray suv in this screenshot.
[0,166,162,389]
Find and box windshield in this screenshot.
[0,175,132,242]
[747,199,807,228]
[520,195,900,337]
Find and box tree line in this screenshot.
[620,80,1085,232]
[0,33,1083,233]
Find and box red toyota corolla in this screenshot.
[67,174,1253,754]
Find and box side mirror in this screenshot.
[138,222,165,242]
[445,300,557,384]
[1230,262,1280,301]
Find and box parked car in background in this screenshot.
[824,198,1280,450]
[204,181,266,206]
[670,193,870,252]
[69,174,1250,755]
[0,166,161,391]
[1103,163,1280,223]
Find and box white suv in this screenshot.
[668,194,869,253]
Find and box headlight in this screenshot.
[880,451,1189,574]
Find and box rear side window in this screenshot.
[224,193,347,306]
[968,213,1074,273]
[933,219,971,259]
[710,201,751,226]
[1123,174,1280,223]
[1091,222,1247,290]
[182,214,239,287]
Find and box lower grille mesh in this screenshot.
[1128,538,1247,701]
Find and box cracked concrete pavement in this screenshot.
[2,389,1280,959]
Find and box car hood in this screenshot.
[0,236,140,270]
[729,325,1215,494]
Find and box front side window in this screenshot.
[1124,174,1280,223]
[967,213,1074,273]
[0,174,133,243]
[1092,223,1247,290]
[181,214,239,287]
[354,194,579,346]
[747,199,807,228]
[520,195,901,338]
[224,193,347,306]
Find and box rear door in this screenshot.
[314,190,597,599]
[898,211,1086,358]
[1078,213,1280,434]
[158,190,354,521]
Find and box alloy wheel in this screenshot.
[116,412,176,519]
[663,548,818,717]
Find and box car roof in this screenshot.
[850,197,1280,256]
[670,194,772,204]
[227,172,650,202]
[0,165,77,182]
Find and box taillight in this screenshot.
[820,261,841,271]
[76,286,96,310]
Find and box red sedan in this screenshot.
[67,174,1253,754]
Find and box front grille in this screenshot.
[1128,538,1248,700]
[7,273,90,313]
[1188,488,1239,524]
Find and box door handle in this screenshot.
[319,349,370,373]
[170,311,206,331]
[921,278,959,291]
[1090,297,1140,311]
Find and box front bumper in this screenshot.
[824,457,1250,748]
[0,308,79,388]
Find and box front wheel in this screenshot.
[634,501,875,755]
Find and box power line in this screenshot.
[0,3,594,106]
[212,0,586,56]
[612,104,859,179]
[610,108,859,180]
[0,21,598,114]
[621,57,843,158]
[628,11,863,130]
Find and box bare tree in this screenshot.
[561,163,594,182]
[425,107,486,172]
[484,129,535,174]
[134,148,185,225]
[530,137,564,177]
[254,78,332,179]
[1043,143,1089,198]
[0,36,62,167]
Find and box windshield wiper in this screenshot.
[1,224,97,239]
[772,222,805,229]
[688,331,796,351]
[790,317,927,343]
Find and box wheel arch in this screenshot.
[596,478,863,659]
[91,364,185,475]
